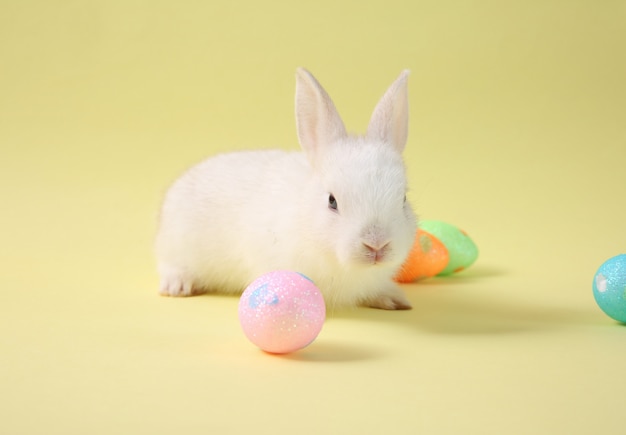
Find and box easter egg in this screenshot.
[238,271,326,354]
[592,254,626,323]
[419,220,478,275]
[395,229,449,282]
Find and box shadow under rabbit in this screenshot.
[332,282,599,336]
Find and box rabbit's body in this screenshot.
[156,69,417,310]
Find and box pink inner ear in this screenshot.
[366,70,410,153]
[295,68,347,158]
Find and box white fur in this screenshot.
[155,69,417,310]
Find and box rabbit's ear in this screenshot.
[366,70,410,153]
[295,68,347,159]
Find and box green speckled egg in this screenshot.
[419,220,478,275]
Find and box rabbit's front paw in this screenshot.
[158,267,200,297]
[365,285,412,310]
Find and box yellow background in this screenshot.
[1,1,625,433]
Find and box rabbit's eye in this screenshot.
[328,194,338,212]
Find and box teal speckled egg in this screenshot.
[593,254,626,323]
[419,220,478,276]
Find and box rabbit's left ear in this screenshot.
[366,70,410,153]
[295,68,347,161]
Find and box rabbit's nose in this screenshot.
[363,241,390,252]
[362,241,390,263]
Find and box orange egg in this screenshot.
[394,229,449,283]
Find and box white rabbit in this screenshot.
[156,68,417,310]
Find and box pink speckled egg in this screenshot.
[238,271,326,354]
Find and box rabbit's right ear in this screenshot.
[295,68,347,161]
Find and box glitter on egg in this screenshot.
[419,220,479,276]
[593,254,626,323]
[394,229,449,282]
[238,270,326,354]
